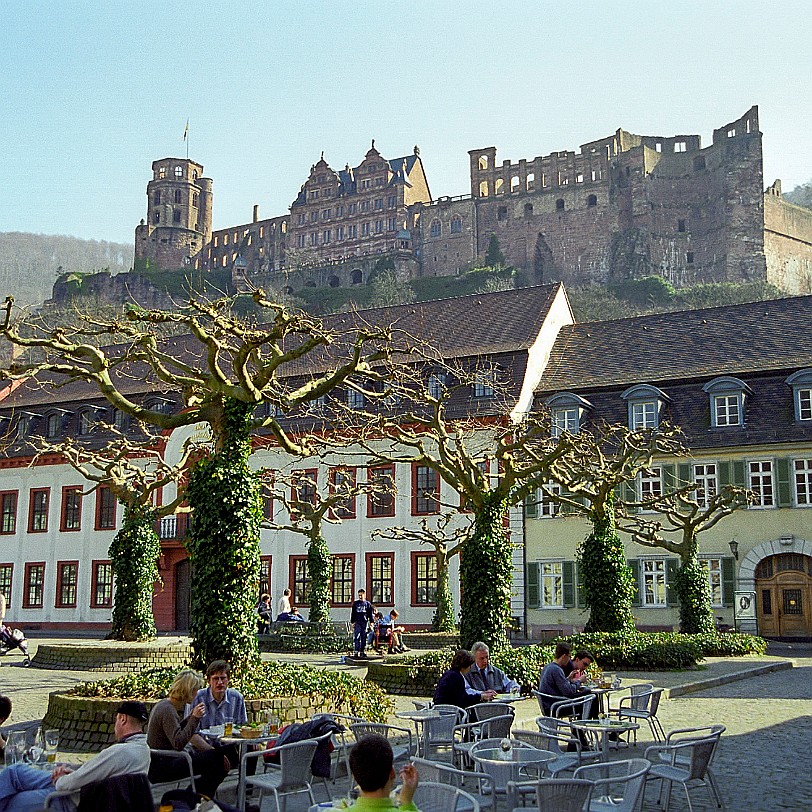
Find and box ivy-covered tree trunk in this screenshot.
[108,502,160,641]
[432,547,455,633]
[578,495,636,633]
[307,534,332,623]
[460,494,512,651]
[186,398,262,674]
[674,543,716,634]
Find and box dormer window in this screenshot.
[347,388,365,409]
[428,372,447,400]
[46,410,70,438]
[545,392,592,437]
[78,410,96,435]
[621,384,671,430]
[702,376,751,428]
[786,369,812,422]
[473,369,496,398]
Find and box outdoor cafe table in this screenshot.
[582,684,622,714]
[569,719,639,761]
[471,747,557,811]
[394,709,442,757]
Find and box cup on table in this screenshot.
[44,729,59,765]
[266,714,280,736]
[223,717,233,737]
[210,724,225,737]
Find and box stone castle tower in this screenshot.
[134,158,212,270]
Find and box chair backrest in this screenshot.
[628,683,655,711]
[412,781,481,812]
[432,704,468,721]
[469,703,514,723]
[350,722,392,741]
[274,739,320,790]
[410,757,467,787]
[574,758,650,812]
[425,710,464,745]
[534,778,593,811]
[686,734,721,781]
[665,724,725,744]
[648,688,663,715]
[511,728,547,750]
[479,714,514,740]
[532,690,561,716]
[552,694,594,719]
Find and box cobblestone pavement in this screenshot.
[2,638,809,810]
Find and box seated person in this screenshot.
[276,606,307,622]
[383,608,409,653]
[465,641,519,693]
[563,650,594,684]
[368,611,383,649]
[348,734,420,810]
[0,695,11,757]
[256,593,272,634]
[193,660,248,730]
[434,649,496,708]
[0,701,150,812]
[538,642,598,720]
[147,669,230,800]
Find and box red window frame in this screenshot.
[60,487,83,532]
[90,560,113,608]
[95,486,117,530]
[411,463,440,515]
[367,465,396,517]
[0,563,13,605]
[260,471,275,522]
[289,555,310,608]
[290,469,318,520]
[259,555,272,598]
[329,466,357,519]
[366,552,395,607]
[23,562,45,608]
[28,489,50,533]
[0,491,18,534]
[331,554,355,607]
[411,551,438,607]
[55,560,79,608]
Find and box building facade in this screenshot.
[134,107,812,295]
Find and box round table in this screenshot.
[570,719,639,761]
[395,708,443,757]
[472,747,557,811]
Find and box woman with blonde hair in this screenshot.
[147,669,230,798]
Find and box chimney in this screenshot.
[253,204,259,223]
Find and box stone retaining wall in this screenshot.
[31,642,192,672]
[44,693,337,752]
[402,632,459,650]
[365,660,437,696]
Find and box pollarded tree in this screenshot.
[30,426,192,640]
[539,423,686,633]
[618,484,753,633]
[0,292,391,672]
[260,465,392,623]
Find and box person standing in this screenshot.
[350,588,374,659]
[256,593,272,634]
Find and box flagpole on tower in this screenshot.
[183,118,189,159]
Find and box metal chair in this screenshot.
[238,738,319,812]
[645,729,725,811]
[147,748,198,803]
[422,705,467,761]
[470,739,546,811]
[453,714,514,769]
[534,690,595,720]
[349,721,414,762]
[411,780,482,812]
[574,758,650,812]
[506,777,593,812]
[615,687,665,742]
[469,703,515,723]
[517,719,600,776]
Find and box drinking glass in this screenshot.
[25,728,44,765]
[223,716,233,737]
[5,730,26,766]
[44,730,59,765]
[266,713,280,736]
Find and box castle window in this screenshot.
[192,170,198,180]
[387,196,396,209]
[321,209,330,220]
[297,235,306,248]
[387,217,397,232]
[497,206,508,221]
[374,199,383,210]
[693,156,706,171]
[351,269,363,284]
[375,177,384,187]
[727,128,736,138]
[173,209,181,223]
[153,211,160,224]
[576,173,584,184]
[329,276,340,288]
[678,219,686,232]
[430,219,442,237]
[655,142,662,153]
[223,233,229,245]
[158,167,167,179]
[259,226,264,238]
[361,201,369,212]
[298,214,306,225]
[361,222,370,236]
[450,216,462,234]
[374,220,383,234]
[310,212,318,222]
[174,165,183,178]
[280,222,286,234]
[192,193,198,208]
[556,199,565,211]
[479,181,489,197]
[526,173,535,191]
[154,191,161,205]
[322,229,331,244]
[478,155,489,171]
[524,203,533,218]
[674,141,687,153]
[174,190,182,204]
[361,179,372,190]
[558,172,568,186]
[586,194,597,208]
[495,178,504,195]
[591,169,602,181]
[686,252,694,264]
[511,176,520,192]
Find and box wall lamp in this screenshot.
[728,538,739,561]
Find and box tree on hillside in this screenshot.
[539,423,686,632]
[484,235,506,268]
[0,292,392,672]
[31,427,192,640]
[618,483,753,633]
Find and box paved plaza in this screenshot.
[0,637,809,810]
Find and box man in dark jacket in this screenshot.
[350,589,374,659]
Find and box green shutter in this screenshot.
[678,463,692,488]
[732,460,746,488]
[525,489,537,519]
[721,557,736,606]
[665,559,680,606]
[563,561,576,608]
[718,461,732,486]
[526,562,540,609]
[776,458,792,507]
[576,562,585,608]
[662,464,677,494]
[628,559,641,606]
[618,480,636,506]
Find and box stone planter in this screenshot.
[364,660,439,696]
[31,640,192,672]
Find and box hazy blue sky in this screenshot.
[1,1,809,245]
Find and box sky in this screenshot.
[1,1,810,246]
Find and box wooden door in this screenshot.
[756,556,812,638]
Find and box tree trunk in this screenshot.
[108,502,160,641]
[307,532,332,623]
[675,542,716,634]
[186,398,262,674]
[432,547,455,633]
[578,494,636,633]
[460,494,512,651]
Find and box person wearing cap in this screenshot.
[0,700,150,812]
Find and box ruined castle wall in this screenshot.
[415,197,476,277]
[764,196,812,294]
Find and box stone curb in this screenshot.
[664,659,793,698]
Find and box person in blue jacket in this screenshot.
[350,588,374,658]
[434,649,496,708]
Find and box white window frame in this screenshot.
[703,376,750,429]
[638,467,663,509]
[641,558,667,607]
[621,385,669,431]
[786,370,812,422]
[700,557,724,608]
[552,408,579,437]
[748,459,775,509]
[714,394,741,427]
[473,370,496,398]
[693,463,717,509]
[346,388,365,409]
[794,458,812,507]
[540,561,564,609]
[538,483,561,518]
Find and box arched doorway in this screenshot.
[175,558,192,632]
[756,553,812,638]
